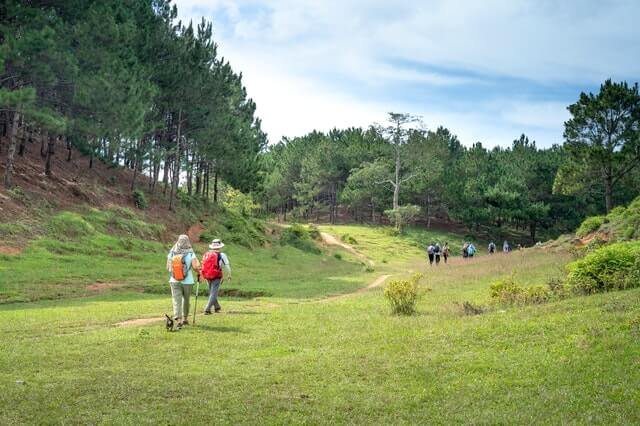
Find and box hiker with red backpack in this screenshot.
[167,235,201,329]
[201,238,232,314]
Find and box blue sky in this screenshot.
[175,0,640,147]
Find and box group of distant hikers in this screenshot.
[166,235,231,329]
[426,239,517,266]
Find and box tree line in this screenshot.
[262,80,640,241]
[0,0,266,209]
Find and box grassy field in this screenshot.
[2,221,640,424]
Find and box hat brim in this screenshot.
[209,243,224,249]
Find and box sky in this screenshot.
[174,0,640,148]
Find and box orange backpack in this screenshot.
[171,254,186,281]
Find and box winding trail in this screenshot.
[114,231,389,327]
[319,232,374,266]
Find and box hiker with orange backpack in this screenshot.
[167,234,201,329]
[201,238,232,314]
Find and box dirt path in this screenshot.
[317,274,391,303]
[320,232,373,266]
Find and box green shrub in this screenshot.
[341,233,358,245]
[308,224,321,240]
[132,190,148,210]
[333,252,343,260]
[565,241,640,294]
[48,212,96,240]
[489,277,524,305]
[384,273,423,315]
[576,216,605,238]
[489,276,553,306]
[280,224,320,254]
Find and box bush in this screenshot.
[384,205,421,231]
[341,233,358,245]
[132,190,148,210]
[308,224,321,240]
[280,224,321,254]
[576,216,605,238]
[48,212,96,240]
[384,273,423,315]
[489,276,553,306]
[565,241,640,294]
[333,252,343,260]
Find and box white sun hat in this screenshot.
[209,239,225,250]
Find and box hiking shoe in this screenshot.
[176,323,182,330]
[204,310,212,315]
[214,308,221,313]
[181,319,189,326]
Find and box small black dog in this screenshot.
[165,314,174,332]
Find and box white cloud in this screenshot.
[173,0,640,147]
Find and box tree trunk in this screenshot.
[530,222,537,244]
[169,109,182,211]
[66,136,72,161]
[195,159,201,196]
[204,162,210,200]
[89,138,95,169]
[3,111,20,188]
[186,152,193,196]
[393,145,400,211]
[162,155,170,196]
[45,135,55,177]
[426,193,432,228]
[213,167,219,203]
[604,171,613,213]
[40,130,47,158]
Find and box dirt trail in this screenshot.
[320,232,373,266]
[317,274,391,303]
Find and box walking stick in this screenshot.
[193,274,200,326]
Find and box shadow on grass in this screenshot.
[190,324,245,333]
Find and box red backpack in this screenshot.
[201,251,223,280]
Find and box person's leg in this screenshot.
[170,282,183,321]
[435,255,440,265]
[204,279,221,313]
[212,279,221,312]
[182,284,192,323]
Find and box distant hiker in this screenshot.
[201,238,232,314]
[488,241,496,254]
[462,242,469,259]
[167,235,201,329]
[467,243,476,258]
[427,244,435,266]
[434,243,442,265]
[442,242,450,264]
[503,240,511,253]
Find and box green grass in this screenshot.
[1,221,639,424]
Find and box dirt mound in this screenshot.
[576,231,609,247]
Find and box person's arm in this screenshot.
[220,253,231,278]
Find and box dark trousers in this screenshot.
[435,254,441,265]
[428,253,434,265]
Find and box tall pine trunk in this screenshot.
[45,135,55,177]
[3,111,20,188]
[169,109,182,211]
